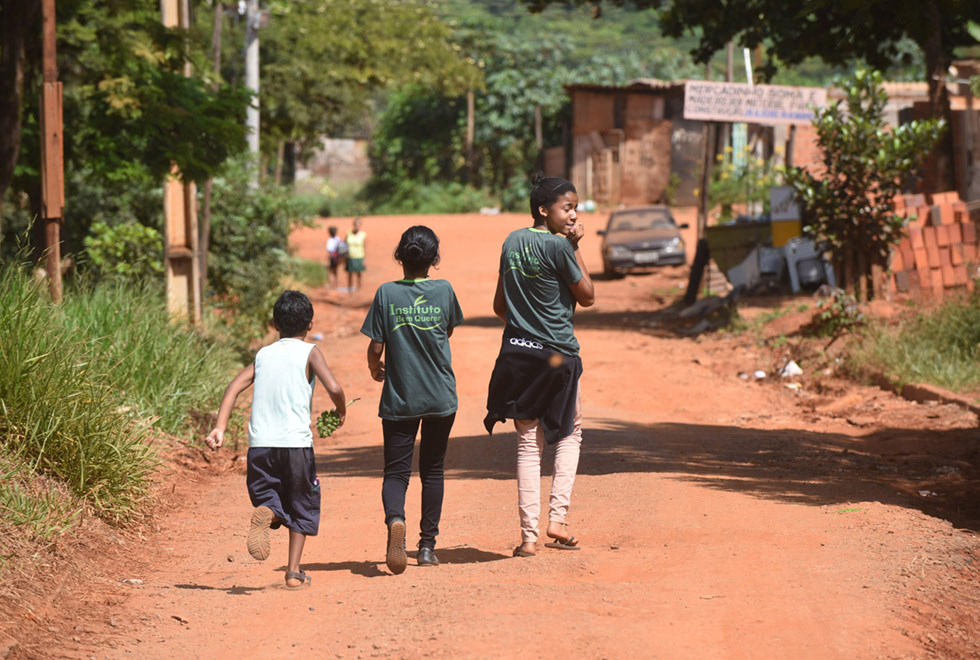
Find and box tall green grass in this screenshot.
[289,256,328,289]
[58,280,240,436]
[849,293,980,392]
[0,267,154,522]
[0,265,242,525]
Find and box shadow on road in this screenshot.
[174,583,265,595]
[416,546,510,565]
[317,419,980,531]
[460,306,702,338]
[301,560,387,578]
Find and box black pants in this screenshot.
[382,413,455,549]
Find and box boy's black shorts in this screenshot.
[246,447,320,536]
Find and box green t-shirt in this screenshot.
[360,278,463,420]
[499,227,582,355]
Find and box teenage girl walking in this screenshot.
[485,173,594,558]
[360,226,463,574]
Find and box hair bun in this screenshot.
[405,241,422,258]
[530,171,545,187]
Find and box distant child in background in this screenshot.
[207,290,347,589]
[325,225,346,289]
[345,217,367,292]
[360,226,463,574]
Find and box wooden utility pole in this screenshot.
[200,2,224,302]
[466,89,475,183]
[696,61,715,240]
[161,0,201,324]
[685,63,717,306]
[40,0,64,302]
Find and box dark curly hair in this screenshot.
[273,290,314,336]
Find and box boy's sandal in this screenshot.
[284,570,311,590]
[513,545,535,558]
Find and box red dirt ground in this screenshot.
[4,212,980,660]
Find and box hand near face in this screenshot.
[565,222,585,247]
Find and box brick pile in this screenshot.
[890,191,978,298]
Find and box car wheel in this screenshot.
[603,259,624,279]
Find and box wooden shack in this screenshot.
[565,79,704,206]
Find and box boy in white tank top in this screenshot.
[207,291,347,589]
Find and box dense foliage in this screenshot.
[82,220,163,280]
[785,69,945,299]
[364,0,704,211]
[206,157,313,340]
[204,0,481,166]
[4,0,249,247]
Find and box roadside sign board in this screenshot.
[770,185,801,221]
[683,81,827,125]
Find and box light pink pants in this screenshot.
[514,392,582,543]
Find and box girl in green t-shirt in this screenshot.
[490,173,595,558]
[360,226,463,574]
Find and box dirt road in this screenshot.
[25,213,980,659]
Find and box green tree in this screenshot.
[3,0,249,257]
[366,2,701,210]
[786,69,945,300]
[209,0,481,171]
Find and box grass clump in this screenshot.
[848,293,980,392]
[0,263,243,527]
[57,280,240,437]
[288,256,328,289]
[0,266,155,522]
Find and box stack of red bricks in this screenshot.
[890,191,978,298]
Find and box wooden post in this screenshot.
[697,122,715,238]
[466,89,475,183]
[785,124,796,169]
[40,0,64,302]
[200,3,225,300]
[161,0,201,324]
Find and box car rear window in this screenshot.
[608,210,674,232]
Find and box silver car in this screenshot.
[597,206,688,276]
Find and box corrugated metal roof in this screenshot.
[564,78,686,93]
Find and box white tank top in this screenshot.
[248,338,316,448]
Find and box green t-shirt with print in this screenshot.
[360,278,463,420]
[499,227,582,355]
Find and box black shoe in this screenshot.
[386,518,407,575]
[417,546,439,567]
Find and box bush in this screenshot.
[369,180,495,215]
[806,287,865,339]
[207,158,314,340]
[288,257,328,289]
[848,293,980,392]
[82,221,163,280]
